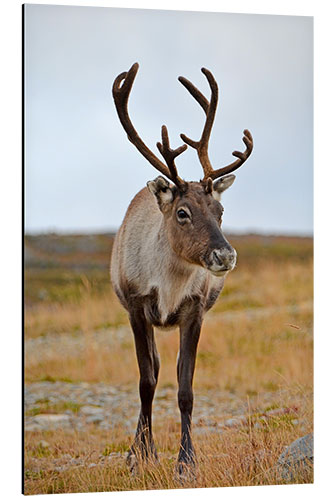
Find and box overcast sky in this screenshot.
[24,5,313,235]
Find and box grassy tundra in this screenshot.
[24,233,313,494]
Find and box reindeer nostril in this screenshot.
[212,250,223,266]
[211,248,237,270]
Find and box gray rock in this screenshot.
[32,414,72,429]
[86,414,104,424]
[99,421,111,430]
[25,423,42,432]
[80,405,104,424]
[80,405,103,416]
[224,415,247,428]
[54,466,67,472]
[69,458,82,466]
[277,433,313,481]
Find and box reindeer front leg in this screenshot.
[127,308,160,470]
[177,305,203,478]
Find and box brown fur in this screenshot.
[111,62,250,477]
[111,182,232,326]
[110,179,237,475]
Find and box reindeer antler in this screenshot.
[112,62,187,188]
[179,68,253,181]
[156,126,187,186]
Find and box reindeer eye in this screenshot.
[177,209,190,221]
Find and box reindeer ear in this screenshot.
[212,174,236,201]
[147,176,174,211]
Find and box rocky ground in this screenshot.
[24,380,312,480]
[25,380,307,435]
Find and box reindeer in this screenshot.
[111,63,253,477]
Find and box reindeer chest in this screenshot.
[141,268,220,328]
[142,287,182,328]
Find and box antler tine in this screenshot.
[179,67,218,179]
[112,63,186,185]
[178,76,209,114]
[179,68,253,181]
[208,129,254,180]
[156,126,187,187]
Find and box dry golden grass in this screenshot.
[24,235,313,340]
[24,234,313,493]
[24,391,313,494]
[25,258,313,394]
[25,279,127,340]
[25,307,313,395]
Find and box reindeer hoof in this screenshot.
[126,446,159,475]
[175,461,197,484]
[126,450,139,475]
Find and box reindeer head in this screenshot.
[112,63,253,275]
